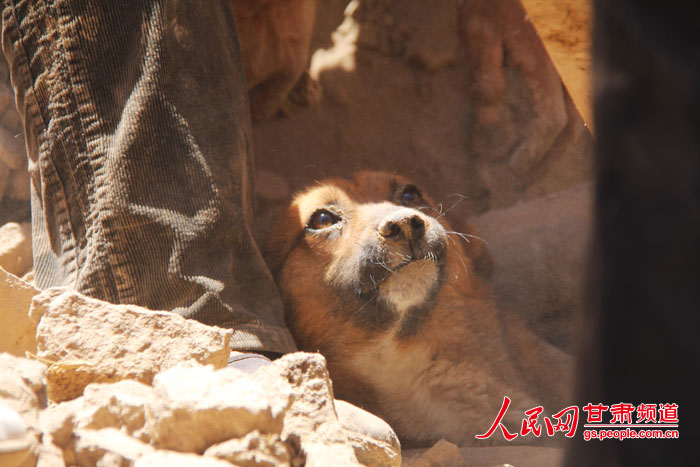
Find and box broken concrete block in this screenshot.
[145,364,289,453]
[39,398,82,449]
[31,288,232,402]
[73,428,155,467]
[40,381,154,465]
[0,268,40,357]
[0,386,38,467]
[0,354,46,404]
[35,440,64,467]
[79,380,153,439]
[257,353,367,467]
[335,399,401,467]
[203,430,294,467]
[0,371,39,431]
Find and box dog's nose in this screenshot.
[379,212,426,242]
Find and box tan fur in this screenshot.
[264,171,571,447]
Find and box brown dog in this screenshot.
[264,171,571,446]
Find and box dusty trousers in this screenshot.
[1,0,296,354]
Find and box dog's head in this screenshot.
[265,171,475,342]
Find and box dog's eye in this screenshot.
[308,209,341,230]
[400,186,422,206]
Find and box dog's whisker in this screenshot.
[370,258,395,273]
[445,230,488,246]
[439,195,467,218]
[452,249,469,280]
[351,294,379,320]
[417,205,442,217]
[443,235,468,279]
[446,231,471,245]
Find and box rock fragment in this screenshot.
[0,354,46,403]
[35,440,64,467]
[146,364,288,453]
[0,356,44,431]
[73,428,155,466]
[335,399,401,467]
[204,430,295,467]
[80,380,152,438]
[31,288,232,402]
[258,352,400,467]
[0,268,40,357]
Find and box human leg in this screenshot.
[1,0,295,353]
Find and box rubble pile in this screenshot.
[0,278,400,467]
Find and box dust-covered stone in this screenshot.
[0,268,40,357]
[258,352,400,467]
[204,430,294,467]
[31,288,231,402]
[145,364,288,453]
[73,428,155,466]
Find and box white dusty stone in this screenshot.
[39,398,82,449]
[335,399,401,467]
[40,379,153,464]
[146,364,289,453]
[31,288,232,402]
[41,380,152,446]
[0,268,40,357]
[134,450,234,467]
[0,357,41,467]
[0,405,26,441]
[0,371,39,431]
[302,442,360,467]
[80,380,152,438]
[204,430,294,467]
[0,222,32,277]
[73,428,155,466]
[35,440,65,467]
[257,352,373,467]
[37,354,396,466]
[0,354,46,401]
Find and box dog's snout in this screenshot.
[379,212,426,242]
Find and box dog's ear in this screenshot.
[262,205,304,277]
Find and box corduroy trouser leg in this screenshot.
[1,0,296,354]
